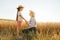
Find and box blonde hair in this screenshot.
[30,10,35,17]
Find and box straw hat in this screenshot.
[17,5,24,9]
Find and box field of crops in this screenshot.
[0,19,60,40]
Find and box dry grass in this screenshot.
[0,19,60,40]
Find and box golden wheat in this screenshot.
[0,20,60,40]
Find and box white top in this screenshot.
[18,11,22,21]
[29,17,36,27]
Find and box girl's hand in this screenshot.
[26,22,29,26]
[24,20,29,26]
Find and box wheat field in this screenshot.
[0,19,60,40]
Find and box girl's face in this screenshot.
[19,8,24,11]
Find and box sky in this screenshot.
[0,0,60,22]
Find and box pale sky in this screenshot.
[0,0,60,22]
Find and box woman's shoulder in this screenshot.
[31,17,35,20]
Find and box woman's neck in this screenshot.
[31,17,34,18]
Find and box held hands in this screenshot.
[23,18,29,26]
[20,15,29,26]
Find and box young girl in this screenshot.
[16,5,25,36]
[28,10,37,34]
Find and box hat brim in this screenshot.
[17,7,24,9]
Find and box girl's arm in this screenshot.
[20,15,29,26]
[23,18,29,26]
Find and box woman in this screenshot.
[22,10,37,34]
[28,10,37,34]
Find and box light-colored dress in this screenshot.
[18,11,22,21]
[17,11,23,27]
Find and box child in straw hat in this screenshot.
[16,5,28,36]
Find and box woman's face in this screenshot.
[30,12,33,17]
[30,12,35,17]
